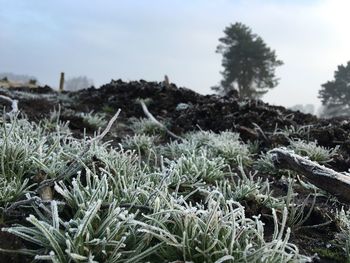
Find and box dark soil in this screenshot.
[1,80,350,262]
[0,224,29,263]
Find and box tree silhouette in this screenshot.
[65,76,94,91]
[319,62,350,107]
[318,61,350,117]
[213,23,283,99]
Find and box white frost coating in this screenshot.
[0,94,19,116]
[88,108,121,144]
[139,99,182,140]
[140,100,163,128]
[271,147,350,202]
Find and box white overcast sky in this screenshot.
[1,0,350,108]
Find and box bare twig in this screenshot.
[252,122,269,142]
[271,148,350,203]
[89,108,121,144]
[0,94,19,116]
[37,109,121,192]
[139,100,182,140]
[4,196,41,213]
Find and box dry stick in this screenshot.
[89,108,121,144]
[139,99,182,205]
[252,122,269,142]
[36,109,121,192]
[270,148,350,203]
[0,94,19,116]
[3,196,66,217]
[139,100,182,140]
[4,197,41,212]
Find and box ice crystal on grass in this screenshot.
[273,125,312,139]
[80,111,108,128]
[0,114,313,262]
[122,134,158,156]
[39,107,71,135]
[95,146,141,179]
[0,177,30,207]
[0,117,49,206]
[161,139,199,159]
[130,117,166,136]
[288,139,339,164]
[184,130,220,146]
[283,182,316,231]
[254,152,280,175]
[164,130,251,166]
[136,198,310,263]
[336,208,350,259]
[0,113,124,211]
[191,131,252,165]
[2,171,150,262]
[0,115,75,182]
[166,150,229,186]
[212,166,282,208]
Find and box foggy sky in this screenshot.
[1,0,350,108]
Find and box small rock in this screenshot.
[176,103,191,111]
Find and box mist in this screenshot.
[1,0,350,108]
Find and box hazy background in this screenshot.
[1,0,350,108]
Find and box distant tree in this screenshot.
[28,79,37,85]
[318,62,350,117]
[213,22,283,99]
[0,72,37,83]
[318,105,348,118]
[65,76,94,91]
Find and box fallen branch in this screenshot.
[270,148,350,203]
[139,99,182,140]
[0,94,19,116]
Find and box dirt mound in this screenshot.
[68,79,350,171]
[1,79,350,262]
[1,80,349,152]
[1,79,350,168]
[72,79,318,132]
[12,80,350,174]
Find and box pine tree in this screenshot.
[213,23,283,99]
